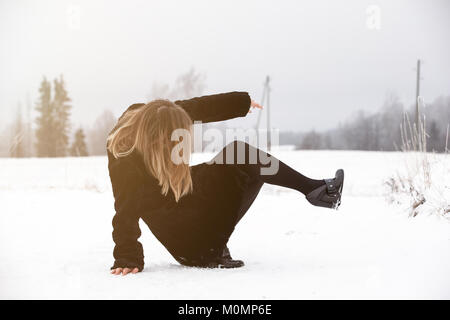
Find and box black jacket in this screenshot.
[108,92,251,271]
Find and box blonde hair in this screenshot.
[107,100,193,202]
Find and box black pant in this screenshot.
[209,141,324,224]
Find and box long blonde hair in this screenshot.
[107,99,193,202]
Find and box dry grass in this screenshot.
[386,113,450,218]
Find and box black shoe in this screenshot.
[306,169,344,210]
[206,258,245,269]
[176,246,245,269]
[210,246,245,269]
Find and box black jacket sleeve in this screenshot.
[175,91,251,123]
[108,152,145,271]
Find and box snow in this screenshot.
[386,151,450,218]
[1,150,449,299]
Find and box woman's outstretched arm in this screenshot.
[175,91,256,123]
[116,92,261,125]
[108,153,145,275]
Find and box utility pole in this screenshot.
[255,76,271,150]
[415,59,421,130]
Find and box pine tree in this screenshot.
[70,128,88,157]
[35,77,53,157]
[35,75,72,157]
[53,75,72,156]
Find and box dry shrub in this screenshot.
[385,113,449,218]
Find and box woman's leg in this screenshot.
[209,140,325,196]
[200,141,343,268]
[235,175,264,223]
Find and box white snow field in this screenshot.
[0,150,449,299]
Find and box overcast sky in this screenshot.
[1,0,449,132]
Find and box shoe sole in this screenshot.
[333,169,344,210]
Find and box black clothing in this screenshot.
[208,141,325,196]
[109,92,253,271]
[108,92,326,271]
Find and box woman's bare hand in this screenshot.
[110,267,140,276]
[248,99,263,113]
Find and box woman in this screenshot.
[107,92,344,275]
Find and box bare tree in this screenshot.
[149,82,172,100]
[300,130,322,150]
[171,67,206,100]
[9,104,25,158]
[148,67,206,101]
[0,125,9,157]
[88,109,117,155]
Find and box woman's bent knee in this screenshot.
[224,140,249,150]
[224,141,257,164]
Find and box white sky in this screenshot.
[1,0,449,131]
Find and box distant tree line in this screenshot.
[0,68,206,158]
[1,71,449,157]
[280,94,450,153]
[2,74,118,158]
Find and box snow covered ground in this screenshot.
[0,150,449,299]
